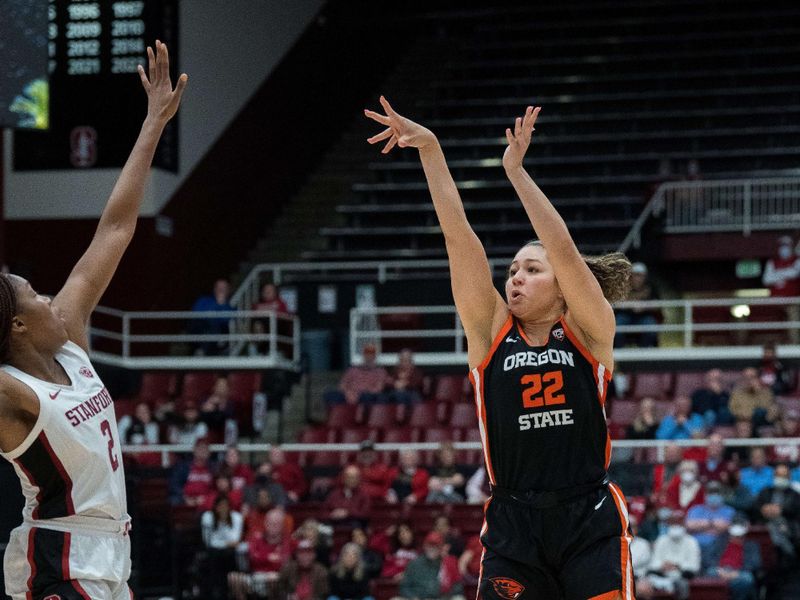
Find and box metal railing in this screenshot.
[122,437,800,469]
[89,307,300,370]
[620,177,800,252]
[349,296,800,366]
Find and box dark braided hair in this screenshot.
[0,274,17,363]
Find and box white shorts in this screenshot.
[4,524,132,600]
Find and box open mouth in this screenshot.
[510,290,523,300]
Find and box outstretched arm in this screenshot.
[365,97,507,365]
[503,106,615,360]
[52,41,188,351]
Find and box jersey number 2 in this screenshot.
[521,371,566,408]
[100,419,120,471]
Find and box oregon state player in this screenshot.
[366,98,634,599]
[0,41,186,600]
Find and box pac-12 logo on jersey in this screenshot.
[489,577,525,599]
[79,366,94,378]
[43,595,62,600]
[552,327,564,341]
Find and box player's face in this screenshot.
[505,245,562,318]
[8,276,69,354]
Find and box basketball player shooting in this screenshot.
[0,41,186,600]
[366,97,635,599]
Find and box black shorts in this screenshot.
[479,482,635,600]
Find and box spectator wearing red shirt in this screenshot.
[217,446,254,491]
[763,236,800,343]
[242,488,288,541]
[698,433,736,484]
[228,508,294,600]
[388,348,426,405]
[458,535,483,586]
[269,445,307,503]
[354,440,394,501]
[664,460,705,516]
[379,522,418,580]
[253,282,290,315]
[704,520,761,600]
[651,443,683,504]
[324,465,371,528]
[387,449,430,505]
[325,344,390,406]
[200,475,244,513]
[182,439,215,507]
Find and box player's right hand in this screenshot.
[138,40,188,124]
[365,96,437,154]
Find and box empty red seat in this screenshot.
[366,404,401,429]
[746,525,777,573]
[688,577,731,600]
[408,504,448,534]
[311,452,346,468]
[180,372,217,404]
[298,427,335,444]
[610,400,638,426]
[138,371,177,404]
[371,578,399,600]
[327,404,360,428]
[409,403,442,428]
[458,428,484,465]
[632,372,672,400]
[114,398,136,420]
[339,427,378,445]
[433,375,466,403]
[450,504,485,535]
[421,427,458,443]
[228,371,262,400]
[673,371,706,398]
[448,403,478,429]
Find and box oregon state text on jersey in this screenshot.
[0,341,130,531]
[469,315,612,492]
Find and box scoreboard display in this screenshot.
[14,0,179,171]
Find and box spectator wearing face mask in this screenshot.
[685,481,736,552]
[664,460,705,515]
[642,514,701,600]
[703,519,762,600]
[752,463,800,570]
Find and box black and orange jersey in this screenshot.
[469,314,612,492]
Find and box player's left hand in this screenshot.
[503,105,541,172]
[138,40,188,124]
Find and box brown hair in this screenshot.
[521,241,632,304]
[0,274,17,363]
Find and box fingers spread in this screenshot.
[364,109,391,126]
[137,64,151,91]
[173,73,188,100]
[159,41,169,83]
[505,128,515,145]
[147,46,156,83]
[379,95,398,116]
[381,135,398,154]
[368,127,393,144]
[514,116,522,137]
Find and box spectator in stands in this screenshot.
[170,438,214,506]
[379,522,418,580]
[324,465,371,528]
[327,542,374,600]
[201,474,243,512]
[252,282,294,359]
[168,400,210,446]
[354,440,394,502]
[277,539,329,600]
[763,235,800,343]
[269,445,307,503]
[191,278,236,356]
[465,465,490,505]
[218,446,254,491]
[730,420,754,464]
[350,527,383,579]
[773,409,800,464]
[656,395,705,440]
[243,460,289,507]
[201,494,244,600]
[433,515,465,556]
[664,460,705,515]
[626,396,660,440]
[396,532,465,600]
[325,343,390,406]
[730,368,779,430]
[118,401,160,445]
[427,441,466,503]
[691,369,733,427]
[614,261,660,348]
[703,518,761,600]
[457,534,483,586]
[388,348,425,405]
[652,443,683,503]
[628,515,652,583]
[718,470,755,515]
[638,506,674,544]
[254,282,290,315]
[200,375,235,436]
[293,518,332,568]
[242,488,280,541]
[387,449,430,505]
[641,513,701,600]
[229,508,293,600]
[759,342,793,395]
[753,463,800,569]
[739,447,775,497]
[685,481,736,552]
[699,433,736,484]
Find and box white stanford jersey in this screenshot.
[0,341,130,533]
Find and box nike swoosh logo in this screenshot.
[505,336,520,343]
[49,390,61,399]
[594,496,607,510]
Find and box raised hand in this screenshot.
[137,40,188,124]
[365,96,437,154]
[502,105,541,171]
